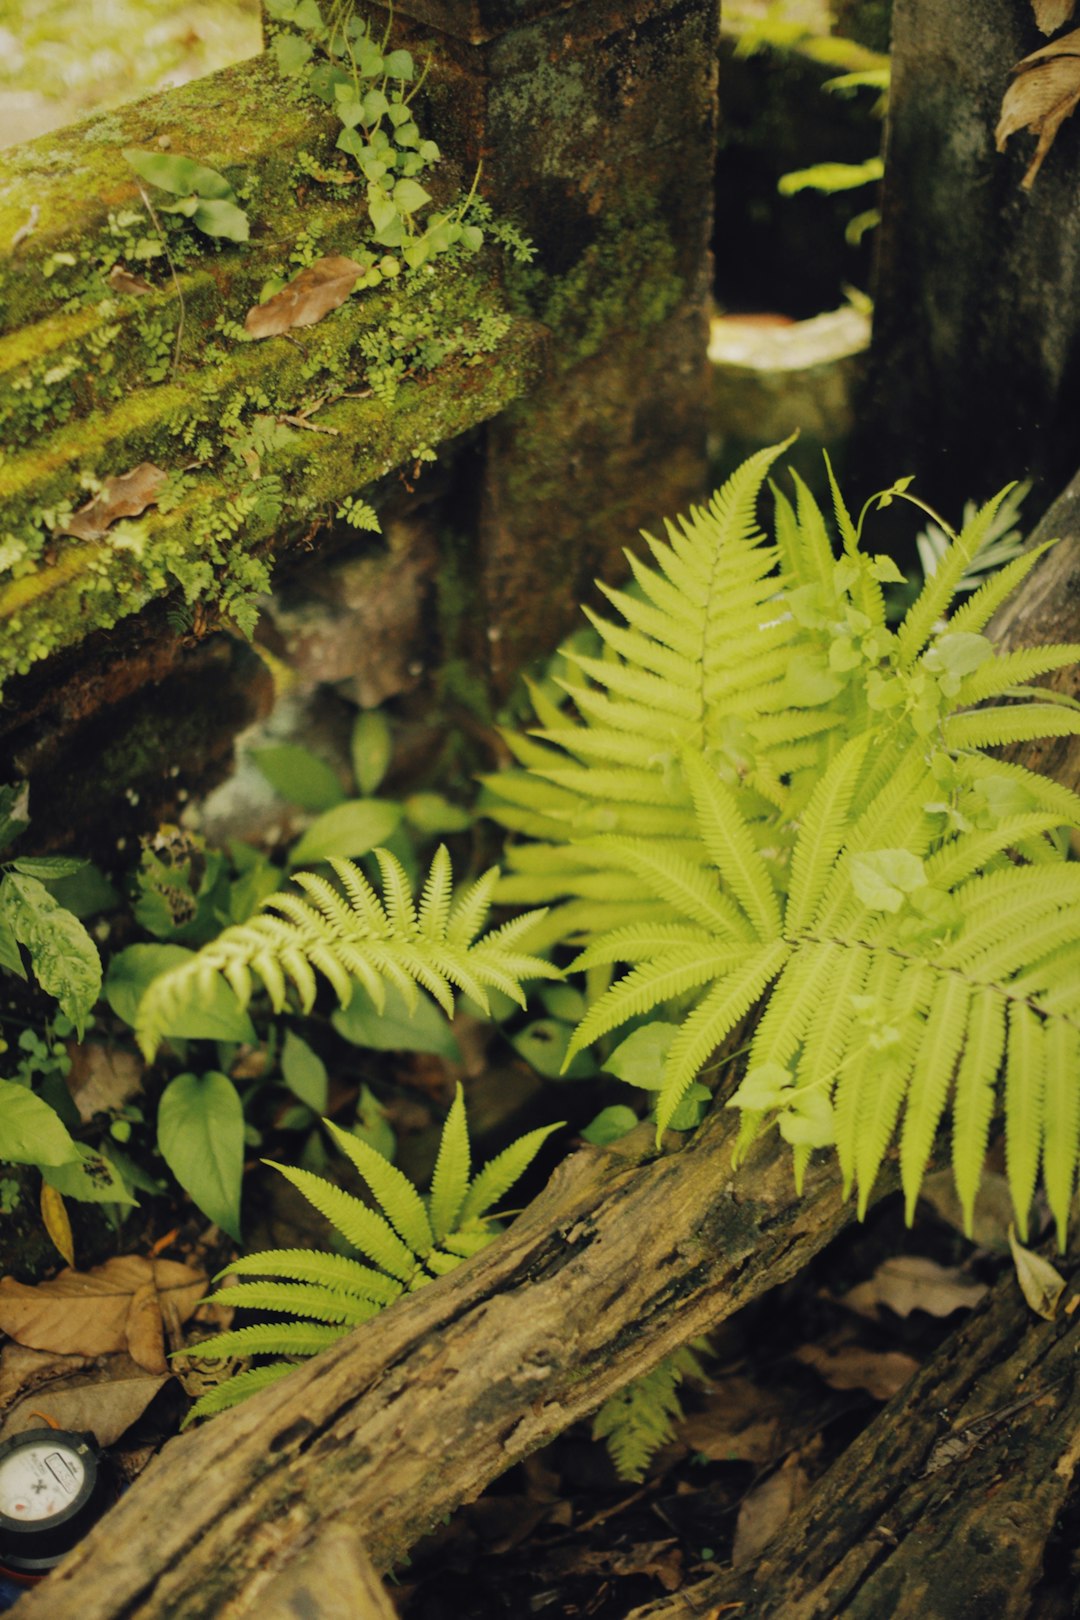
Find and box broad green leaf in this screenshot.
[42,1144,137,1205]
[123,148,237,200]
[581,1105,639,1145]
[351,710,392,795]
[10,857,86,879]
[1,873,101,1035]
[354,1084,396,1161]
[288,799,402,867]
[777,157,884,195]
[392,178,430,213]
[41,862,119,919]
[280,1029,328,1112]
[849,850,927,913]
[158,1071,244,1239]
[383,49,414,79]
[272,33,314,74]
[192,198,250,242]
[106,944,255,1044]
[332,983,460,1058]
[0,1079,80,1167]
[511,1019,596,1079]
[251,745,345,812]
[605,1023,678,1090]
[0,917,23,977]
[403,793,470,834]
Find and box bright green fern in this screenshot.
[178,1086,562,1422]
[136,844,559,1061]
[592,1343,707,1482]
[486,446,1080,1245]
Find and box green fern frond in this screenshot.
[896,486,1017,666]
[592,1344,707,1482]
[135,847,558,1059]
[180,1089,563,1422]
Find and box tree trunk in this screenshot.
[626,1252,1080,1620]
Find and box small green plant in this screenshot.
[176,1085,562,1421]
[123,150,250,243]
[592,1343,708,1482]
[486,444,1080,1246]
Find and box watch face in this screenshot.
[0,1444,86,1523]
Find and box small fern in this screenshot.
[136,844,559,1060]
[592,1343,707,1481]
[487,447,1080,1245]
[178,1087,562,1422]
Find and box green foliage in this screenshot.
[123,149,251,243]
[158,1070,245,1240]
[592,1344,707,1481]
[487,446,1080,1246]
[135,843,559,1062]
[177,1087,562,1421]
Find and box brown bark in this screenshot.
[625,1254,1080,1620]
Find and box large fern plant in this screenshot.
[179,1087,561,1422]
[484,445,1080,1244]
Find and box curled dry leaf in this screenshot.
[1008,1225,1066,1320]
[996,27,1080,189]
[1032,0,1077,33]
[0,1255,206,1374]
[794,1340,920,1402]
[106,264,154,296]
[0,1343,167,1448]
[65,1041,143,1125]
[58,462,168,542]
[839,1256,988,1321]
[244,255,365,339]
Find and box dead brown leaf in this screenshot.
[0,1343,166,1447]
[58,463,168,542]
[106,264,154,296]
[1032,0,1076,33]
[679,1376,787,1465]
[794,1341,919,1402]
[0,1255,206,1373]
[839,1256,988,1321]
[996,27,1080,189]
[732,1457,808,1568]
[1008,1226,1067,1320]
[65,1041,143,1124]
[244,256,365,339]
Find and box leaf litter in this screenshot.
[997,26,1080,188]
[58,463,168,542]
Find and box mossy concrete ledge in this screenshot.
[0,52,547,698]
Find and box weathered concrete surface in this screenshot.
[865,0,1080,512]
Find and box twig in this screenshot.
[134,181,186,381]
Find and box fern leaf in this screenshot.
[429,1083,470,1243]
[594,840,755,939]
[566,948,755,1058]
[266,1162,418,1281]
[592,1346,703,1481]
[571,922,720,969]
[788,469,837,589]
[374,848,417,935]
[944,706,1080,751]
[833,954,903,1196]
[681,750,781,939]
[950,988,1007,1237]
[217,1248,402,1304]
[900,976,972,1223]
[1042,1018,1080,1249]
[446,866,501,946]
[418,844,454,939]
[947,541,1055,635]
[747,941,840,1070]
[958,645,1080,706]
[458,1123,562,1225]
[324,1119,434,1256]
[897,486,1016,666]
[785,733,872,931]
[854,971,933,1217]
[182,1362,295,1427]
[200,1281,382,1325]
[177,1321,344,1361]
[1005,1003,1045,1240]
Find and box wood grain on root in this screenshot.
[12,1119,867,1620]
[627,1257,1080,1620]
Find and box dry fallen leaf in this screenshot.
[1008,1225,1066,1319]
[58,463,169,542]
[39,1183,75,1269]
[794,1341,920,1402]
[65,1041,144,1125]
[244,255,365,339]
[996,27,1080,189]
[839,1256,988,1321]
[0,1255,206,1373]
[679,1376,789,1465]
[1032,0,1076,33]
[106,264,154,295]
[0,1343,167,1448]
[732,1457,809,1568]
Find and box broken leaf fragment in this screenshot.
[244,255,365,338]
[1008,1225,1066,1319]
[996,27,1080,189]
[58,463,168,542]
[1032,0,1076,33]
[106,264,154,296]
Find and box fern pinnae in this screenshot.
[219,1248,402,1303]
[571,921,720,969]
[564,949,755,1060]
[831,953,904,1197]
[267,1162,418,1281]
[657,943,790,1135]
[326,857,393,935]
[374,848,417,935]
[946,540,1055,635]
[597,840,755,939]
[945,705,1080,752]
[458,1123,562,1225]
[1005,1002,1045,1239]
[325,1120,434,1255]
[747,942,839,1072]
[855,966,933,1215]
[897,485,1016,666]
[923,814,1065,891]
[898,975,972,1222]
[183,1363,295,1427]
[958,644,1080,706]
[790,467,841,589]
[785,734,873,933]
[1042,1019,1080,1247]
[950,988,1006,1236]
[418,845,454,939]
[429,1084,470,1243]
[179,1321,344,1363]
[201,1280,382,1326]
[580,603,698,688]
[445,866,501,947]
[681,750,781,940]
